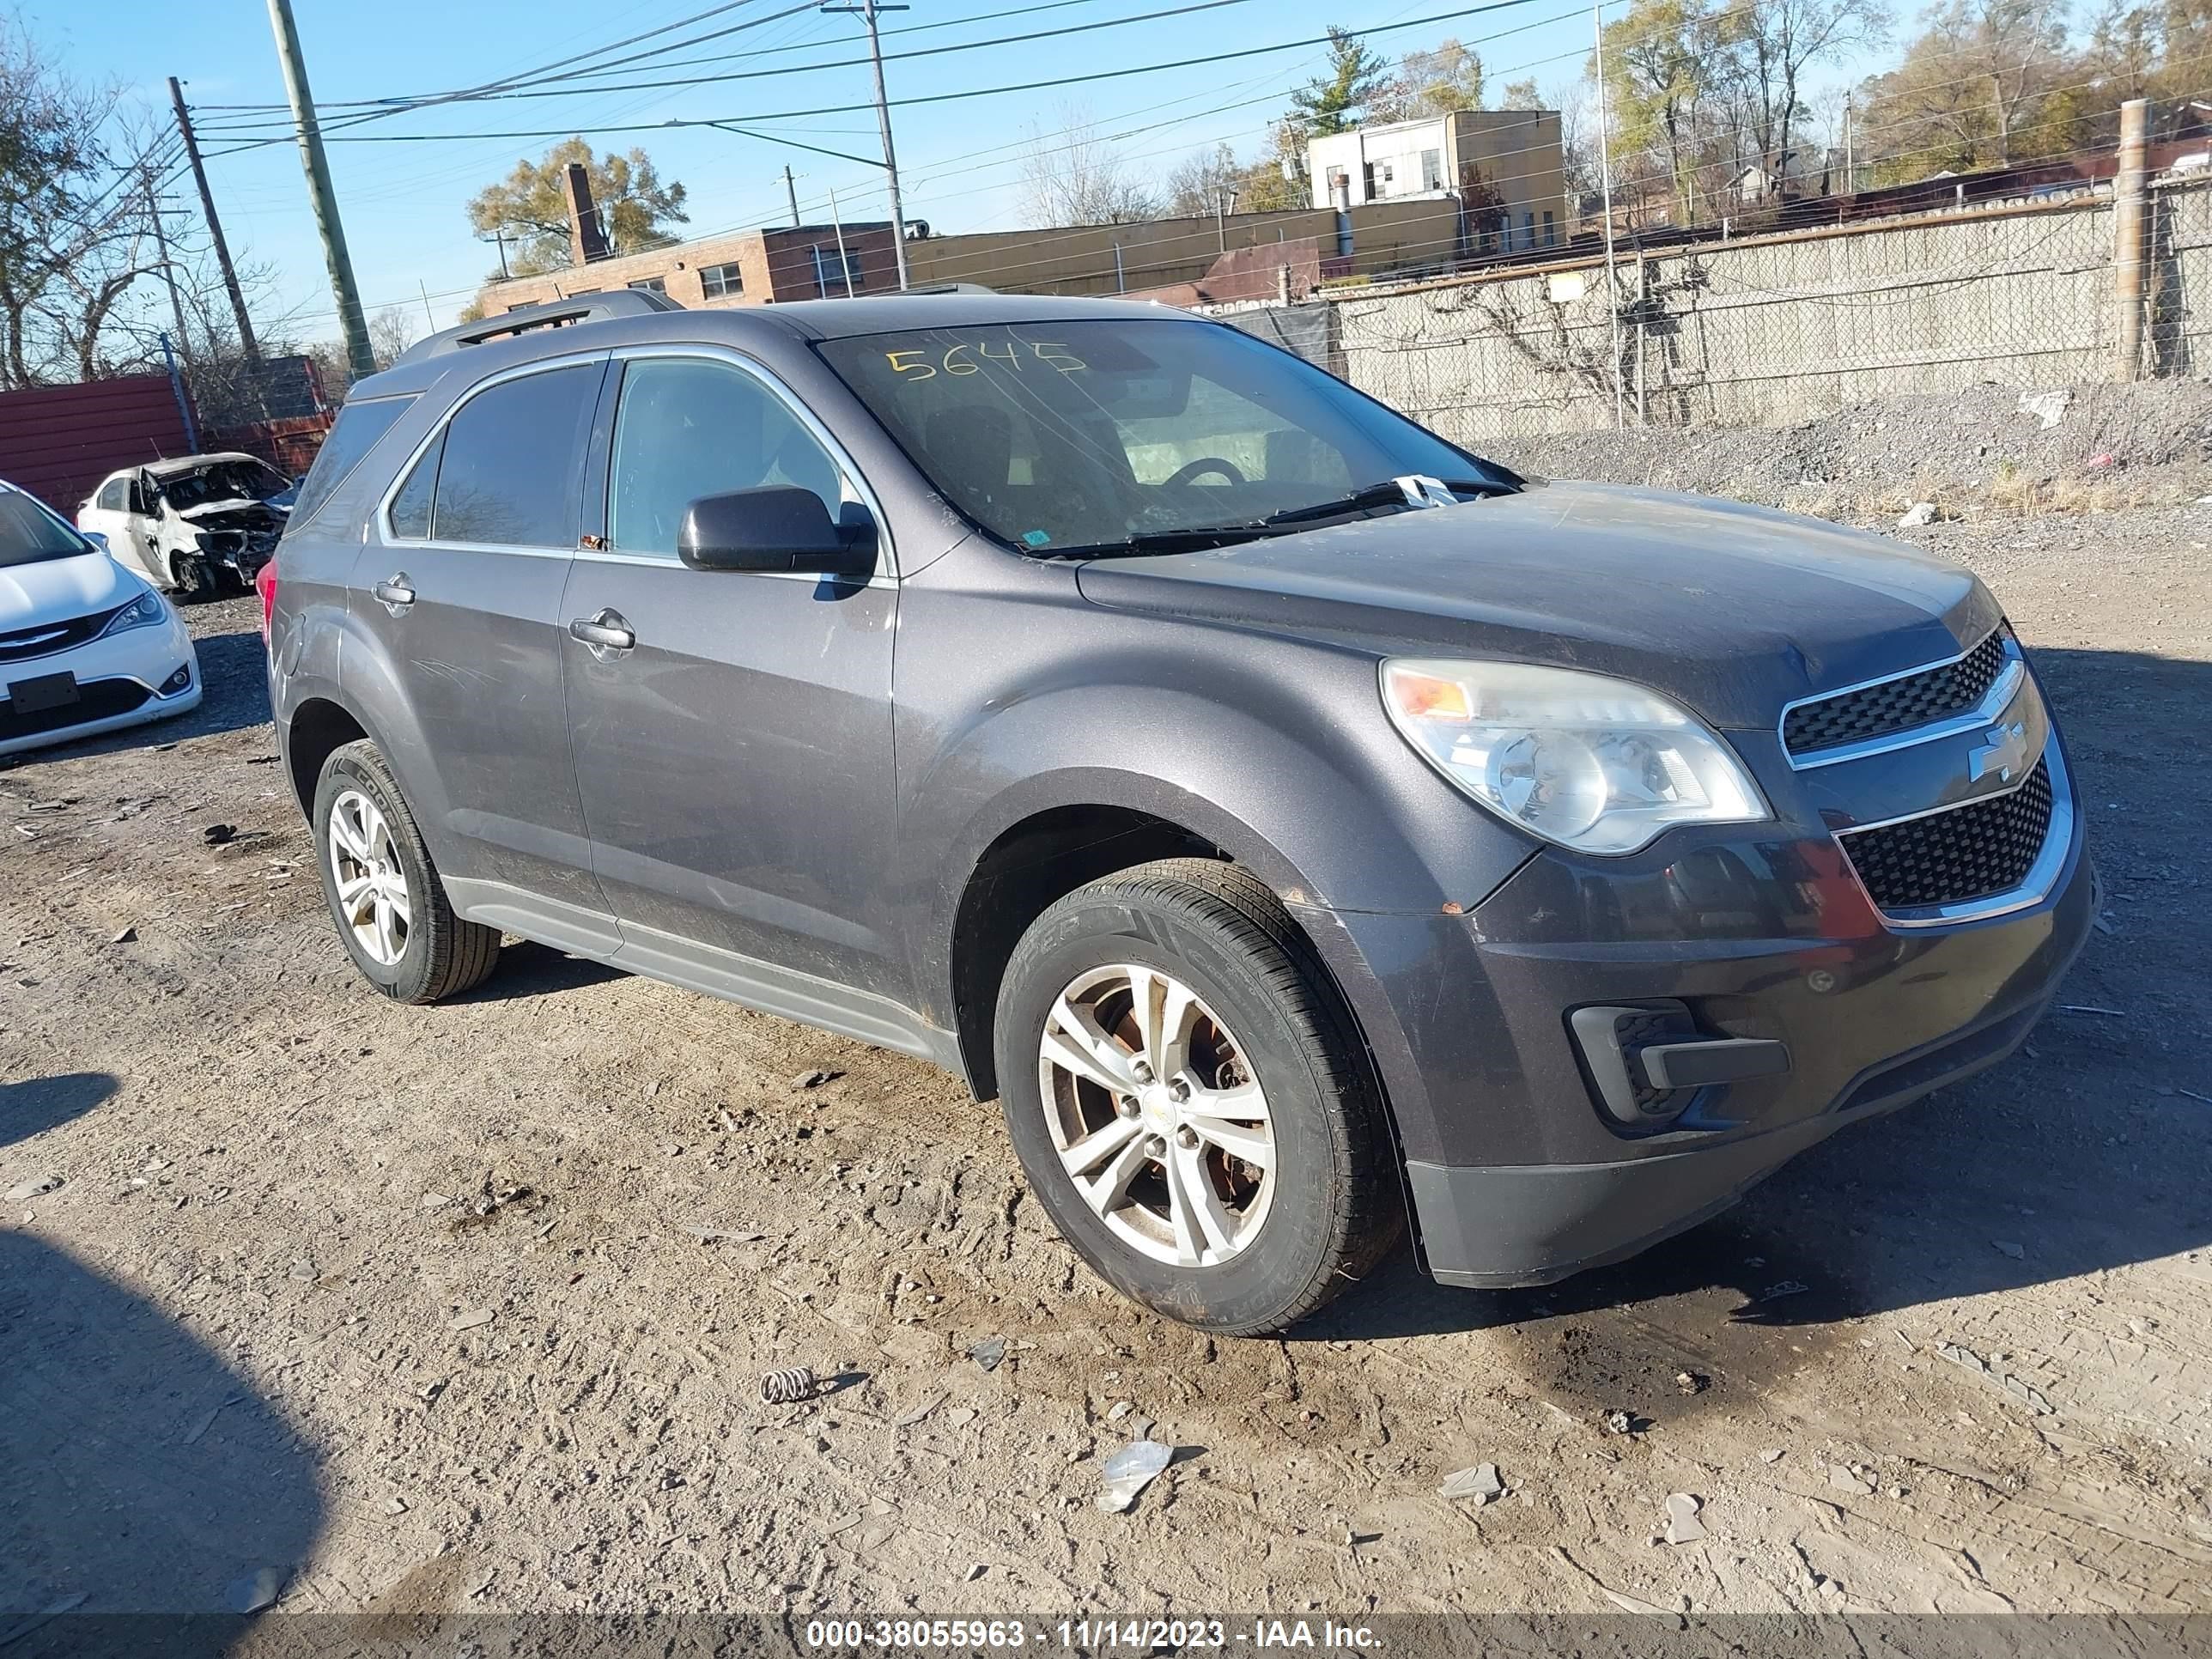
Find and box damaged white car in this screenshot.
[77,453,294,603]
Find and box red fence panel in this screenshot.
[208,414,336,482]
[0,374,195,514]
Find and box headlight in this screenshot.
[97,590,168,639]
[1380,658,1768,854]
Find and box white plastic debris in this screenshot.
[1438,1463,1506,1506]
[1897,501,1938,529]
[1095,1440,1173,1513]
[2018,389,2072,429]
[1662,1492,1705,1544]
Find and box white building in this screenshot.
[1306,109,1571,256]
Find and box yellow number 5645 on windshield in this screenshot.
[884,340,1088,380]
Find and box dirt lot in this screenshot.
[3,501,2210,1632]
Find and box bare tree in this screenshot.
[0,20,165,389]
[367,307,418,371]
[1165,143,1245,218]
[1856,0,2069,174]
[1018,106,1160,226]
[1712,0,1889,171]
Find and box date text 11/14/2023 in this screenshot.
[803,1619,1384,1650]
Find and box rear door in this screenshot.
[347,354,616,948]
[559,347,902,1001]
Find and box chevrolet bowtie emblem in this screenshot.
[1968,720,2030,785]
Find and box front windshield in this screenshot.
[0,488,95,570]
[160,460,288,511]
[817,319,1507,553]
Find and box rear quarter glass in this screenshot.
[286,396,417,532]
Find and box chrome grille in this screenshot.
[1784,629,2010,758]
[1840,761,2055,914]
[0,604,123,665]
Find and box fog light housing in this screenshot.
[158,663,192,696]
[1570,1002,1793,1132]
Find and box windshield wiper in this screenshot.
[1044,475,1513,560]
[1048,524,1291,558]
[1258,476,1507,528]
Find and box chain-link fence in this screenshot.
[1269,179,2212,451]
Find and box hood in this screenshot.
[1073,481,2001,729]
[175,496,287,525]
[0,550,145,628]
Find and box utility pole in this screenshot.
[1590,0,1624,429]
[143,171,194,364]
[264,0,374,380]
[784,165,802,228]
[1843,94,1855,192]
[2113,96,2150,382]
[826,183,856,297]
[822,0,912,290]
[167,76,260,367]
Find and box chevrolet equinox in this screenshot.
[264,291,2091,1334]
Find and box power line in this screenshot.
[206,0,1276,125]
[204,0,1567,149]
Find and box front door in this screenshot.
[561,349,902,1001]
[345,356,615,947]
[83,477,161,586]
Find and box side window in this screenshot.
[388,430,442,539]
[606,357,848,560]
[427,362,600,547]
[96,477,126,512]
[127,478,151,515]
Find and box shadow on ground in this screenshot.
[0,630,270,772]
[452,939,623,1006]
[0,1223,324,1640]
[0,1072,117,1152]
[1297,645,2212,1405]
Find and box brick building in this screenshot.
[481,220,902,313]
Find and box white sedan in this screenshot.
[1,477,202,757]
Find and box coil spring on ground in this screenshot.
[760,1365,817,1405]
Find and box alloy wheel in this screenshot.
[327,788,412,966]
[1036,963,1275,1267]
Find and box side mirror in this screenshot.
[82,530,110,553]
[678,486,875,578]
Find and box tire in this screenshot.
[994,858,1402,1335]
[312,739,500,1004]
[169,549,219,605]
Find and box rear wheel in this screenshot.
[313,740,500,1003]
[994,859,1401,1334]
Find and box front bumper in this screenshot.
[0,614,200,757]
[1332,736,2094,1290]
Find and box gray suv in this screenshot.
[267,290,2091,1334]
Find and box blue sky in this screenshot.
[36,0,1752,345]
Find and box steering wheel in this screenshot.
[1163,456,1248,488]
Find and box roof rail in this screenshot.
[391,289,683,368]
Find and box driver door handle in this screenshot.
[373,574,416,613]
[568,609,636,653]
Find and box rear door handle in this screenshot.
[568,609,636,653]
[373,574,416,614]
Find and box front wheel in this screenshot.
[994,859,1402,1335]
[168,549,219,604]
[312,740,500,1003]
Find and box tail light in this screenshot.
[257,559,277,644]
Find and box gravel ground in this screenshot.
[3,501,2210,1630]
[1491,380,2212,520]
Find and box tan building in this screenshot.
[1306,109,1569,257]
[473,198,1492,318]
[479,221,904,313]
